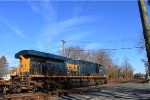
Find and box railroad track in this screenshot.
[0,79,132,100]
[0,87,88,100]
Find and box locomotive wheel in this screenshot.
[52,84,58,90]
[0,87,3,93]
[12,76,21,93]
[57,82,63,89]
[99,81,102,85]
[16,86,22,93]
[49,81,61,90]
[104,80,107,84]
[52,82,62,90]
[94,82,98,86]
[87,80,91,86]
[33,85,38,92]
[12,86,21,93]
[0,86,7,93]
[29,85,37,92]
[12,88,17,93]
[46,84,51,90]
[43,85,50,92]
[11,83,21,93]
[95,82,98,86]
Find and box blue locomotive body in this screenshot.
[14,50,108,91]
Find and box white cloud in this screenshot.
[28,1,101,53]
[42,16,100,36]
[84,43,104,50]
[28,1,40,13]
[35,41,45,51]
[0,17,25,38]
[34,15,100,53]
[28,1,57,22]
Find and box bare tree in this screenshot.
[86,51,96,62]
[142,59,149,78]
[80,51,88,61]
[60,46,134,79]
[60,46,83,60]
[121,58,134,79]
[95,50,113,67]
[0,56,8,77]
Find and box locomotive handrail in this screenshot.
[29,75,107,79]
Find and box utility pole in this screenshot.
[138,0,150,81]
[61,40,66,56]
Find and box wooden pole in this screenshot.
[138,0,150,81]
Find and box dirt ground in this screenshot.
[1,82,150,100]
[54,82,150,100]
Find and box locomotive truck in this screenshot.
[0,50,108,93]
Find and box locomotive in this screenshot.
[0,50,108,92]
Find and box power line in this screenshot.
[53,46,143,53]
[98,46,143,51]
[74,0,88,25]
[64,38,137,44]
[79,39,136,44]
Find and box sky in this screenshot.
[0,0,149,74]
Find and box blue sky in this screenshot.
[0,1,149,74]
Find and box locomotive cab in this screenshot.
[18,55,31,89]
[19,55,30,77]
[15,50,67,90]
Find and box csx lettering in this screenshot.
[67,63,79,71]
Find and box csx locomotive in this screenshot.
[1,50,108,92]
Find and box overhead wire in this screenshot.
[74,0,88,25]
[63,38,137,44]
[52,46,143,54]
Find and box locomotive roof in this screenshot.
[15,50,66,61]
[15,50,103,66]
